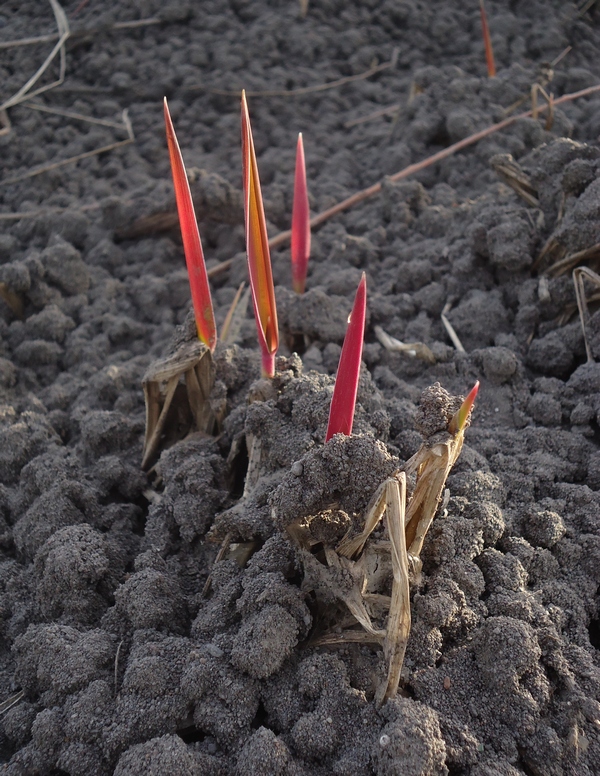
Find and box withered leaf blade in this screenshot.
[141,339,216,470]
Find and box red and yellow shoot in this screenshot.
[241,91,279,377]
[291,133,311,294]
[448,381,480,435]
[164,98,217,352]
[479,0,496,78]
[326,273,367,441]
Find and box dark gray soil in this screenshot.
[1,1,600,774]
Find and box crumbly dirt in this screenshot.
[1,1,600,774]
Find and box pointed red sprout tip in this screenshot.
[164,97,216,352]
[449,381,480,435]
[479,0,496,78]
[325,273,367,442]
[291,132,311,294]
[241,91,279,377]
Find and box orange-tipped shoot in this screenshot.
[479,0,496,78]
[241,91,279,377]
[291,133,311,294]
[448,381,480,435]
[326,273,367,441]
[164,98,216,351]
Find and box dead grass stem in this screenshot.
[0,16,161,51]
[204,49,399,98]
[0,0,69,113]
[0,110,134,186]
[573,266,600,362]
[269,83,600,250]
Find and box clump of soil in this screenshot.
[1,1,600,774]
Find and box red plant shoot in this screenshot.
[164,98,217,351]
[291,133,311,294]
[326,273,367,441]
[479,0,496,78]
[241,90,279,377]
[448,381,480,435]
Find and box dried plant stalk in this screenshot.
[0,0,69,113]
[0,110,11,138]
[141,339,216,470]
[441,302,466,353]
[375,325,436,363]
[546,243,600,277]
[0,690,24,717]
[220,282,249,344]
[337,478,391,559]
[23,101,129,129]
[376,474,411,706]
[108,85,600,252]
[268,83,600,251]
[1,111,134,186]
[208,49,398,97]
[490,154,539,207]
[404,440,462,559]
[573,266,600,363]
[324,548,385,640]
[0,16,160,51]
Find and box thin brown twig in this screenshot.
[0,0,70,113]
[202,48,399,98]
[0,33,62,50]
[344,103,401,128]
[345,54,570,129]
[441,302,466,353]
[2,83,599,250]
[1,139,131,185]
[267,82,600,250]
[105,18,162,31]
[0,690,24,716]
[577,0,599,17]
[546,242,600,277]
[0,109,10,137]
[220,282,246,343]
[573,266,600,362]
[207,259,233,278]
[551,46,572,68]
[71,0,91,17]
[0,110,134,186]
[202,531,233,597]
[0,17,161,51]
[22,101,130,130]
[114,639,123,696]
[0,202,101,220]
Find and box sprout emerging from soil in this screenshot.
[448,380,480,435]
[291,133,311,294]
[273,380,481,705]
[164,98,217,352]
[479,0,496,78]
[325,272,367,441]
[241,91,279,378]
